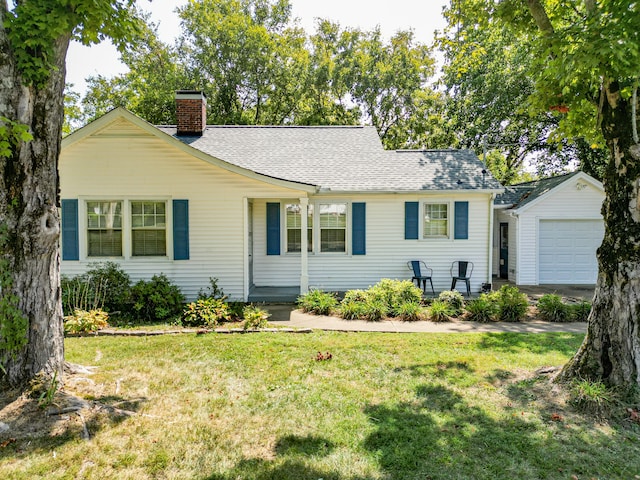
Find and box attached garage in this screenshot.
[493,171,605,286]
[538,219,604,284]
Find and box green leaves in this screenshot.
[5,0,142,87]
[0,117,33,158]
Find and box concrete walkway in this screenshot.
[266,305,587,334]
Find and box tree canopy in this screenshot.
[436,0,609,184]
[76,0,450,149]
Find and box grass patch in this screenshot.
[1,332,639,479]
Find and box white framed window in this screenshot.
[87,201,123,257]
[131,201,167,256]
[319,203,347,252]
[423,202,449,238]
[285,203,313,253]
[84,199,169,259]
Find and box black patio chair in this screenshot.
[407,260,435,295]
[450,260,473,296]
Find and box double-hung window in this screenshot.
[131,201,167,256]
[423,203,448,238]
[87,201,123,257]
[86,200,168,258]
[285,203,313,253]
[319,203,347,252]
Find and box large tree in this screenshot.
[437,0,609,184]
[0,0,140,387]
[502,0,640,387]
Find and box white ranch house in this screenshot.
[60,90,603,301]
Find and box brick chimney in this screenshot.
[175,90,207,135]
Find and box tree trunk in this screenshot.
[0,21,69,386]
[559,80,640,387]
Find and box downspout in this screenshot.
[487,193,495,286]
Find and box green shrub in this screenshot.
[368,279,422,316]
[570,301,592,322]
[438,290,465,316]
[342,289,369,303]
[537,294,571,322]
[182,298,230,327]
[61,275,96,316]
[339,297,387,321]
[570,379,618,417]
[86,262,132,314]
[61,262,132,316]
[297,290,339,315]
[227,301,246,320]
[64,308,109,334]
[394,302,425,321]
[198,277,226,300]
[466,294,498,322]
[131,274,185,322]
[428,300,453,322]
[243,305,270,330]
[494,285,528,322]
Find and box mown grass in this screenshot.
[2,332,639,479]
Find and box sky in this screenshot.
[65,0,451,95]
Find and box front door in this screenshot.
[499,223,508,279]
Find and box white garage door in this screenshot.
[538,220,604,284]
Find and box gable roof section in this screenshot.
[63,107,503,194]
[157,125,503,193]
[62,108,317,193]
[495,171,603,213]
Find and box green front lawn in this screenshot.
[1,332,638,479]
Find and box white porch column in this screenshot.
[300,197,309,294]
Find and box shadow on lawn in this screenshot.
[362,381,636,480]
[205,434,365,480]
[0,388,147,461]
[476,332,583,356]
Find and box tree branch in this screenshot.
[526,0,555,35]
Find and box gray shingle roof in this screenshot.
[156,125,502,193]
[494,171,579,208]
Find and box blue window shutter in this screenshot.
[454,201,469,240]
[352,202,366,255]
[404,202,419,240]
[61,199,79,261]
[266,202,280,255]
[173,200,190,260]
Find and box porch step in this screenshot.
[248,286,300,303]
